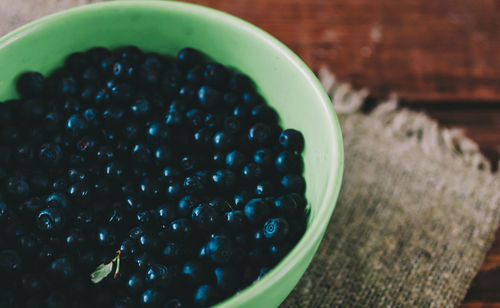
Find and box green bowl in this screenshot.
[0,1,343,307]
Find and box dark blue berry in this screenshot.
[147,122,170,145]
[204,63,228,87]
[214,267,239,293]
[248,123,271,145]
[177,47,203,68]
[244,198,271,224]
[126,274,144,294]
[211,169,237,191]
[198,85,222,109]
[0,250,22,278]
[279,128,304,153]
[131,144,151,163]
[241,163,263,182]
[205,236,234,264]
[50,258,74,282]
[146,264,178,288]
[162,242,184,261]
[274,195,300,217]
[225,210,247,230]
[193,284,220,308]
[275,151,302,173]
[96,227,117,247]
[281,174,306,193]
[229,72,253,92]
[66,114,87,137]
[169,218,193,241]
[140,289,163,307]
[6,176,30,199]
[263,217,289,242]
[225,150,247,170]
[255,180,276,197]
[131,97,150,117]
[182,260,207,286]
[16,72,45,98]
[213,131,235,150]
[192,204,219,230]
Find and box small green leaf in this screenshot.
[90,262,113,284]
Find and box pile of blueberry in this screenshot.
[0,46,307,307]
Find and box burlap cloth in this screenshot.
[1,1,500,307]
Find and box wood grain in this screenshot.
[184,0,500,102]
[182,1,500,306]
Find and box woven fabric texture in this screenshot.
[1,2,499,307]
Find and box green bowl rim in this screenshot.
[0,1,344,306]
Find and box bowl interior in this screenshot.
[0,2,343,307]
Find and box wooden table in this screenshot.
[184,0,500,306]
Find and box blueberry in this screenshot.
[18,233,39,256]
[169,218,193,241]
[14,144,35,164]
[192,204,219,230]
[96,227,117,247]
[193,128,213,147]
[198,85,222,109]
[268,242,293,262]
[279,128,304,152]
[186,65,204,85]
[182,260,207,286]
[50,258,74,282]
[126,274,144,294]
[112,60,136,79]
[224,210,247,230]
[243,198,271,224]
[131,97,151,117]
[213,131,235,150]
[224,92,240,106]
[193,285,220,308]
[274,195,300,217]
[132,144,151,163]
[104,162,125,178]
[135,252,153,270]
[58,75,78,96]
[65,228,86,250]
[165,109,184,127]
[205,236,234,264]
[225,150,247,170]
[45,193,69,210]
[177,47,203,68]
[184,175,206,194]
[102,105,125,122]
[263,217,289,242]
[186,108,204,127]
[66,114,87,137]
[160,166,182,181]
[140,289,163,307]
[251,104,277,123]
[229,72,253,92]
[211,169,237,191]
[147,122,170,144]
[248,123,271,145]
[214,267,239,293]
[241,163,263,182]
[6,176,30,198]
[255,180,276,197]
[281,174,306,193]
[165,299,186,308]
[96,145,115,161]
[204,63,228,87]
[166,180,184,199]
[234,190,254,208]
[116,45,143,62]
[120,238,138,259]
[65,52,88,73]
[162,242,184,261]
[232,104,250,120]
[16,72,45,98]
[146,264,178,288]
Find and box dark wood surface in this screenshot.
[183,0,500,306]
